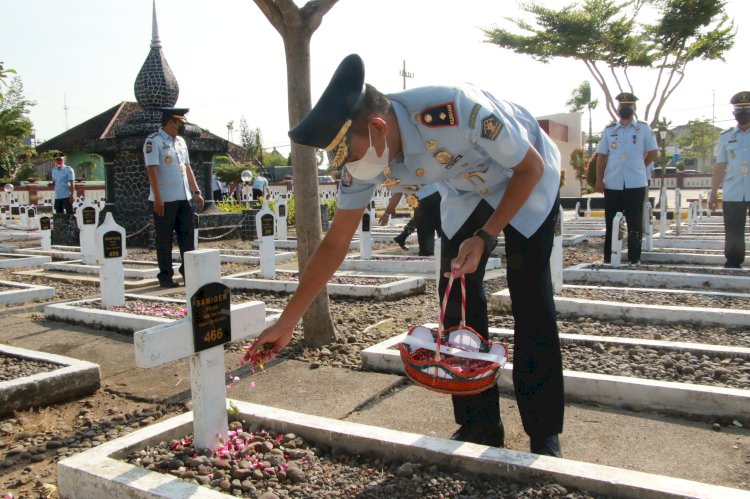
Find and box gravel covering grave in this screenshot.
[125,420,601,499]
[77,298,188,320]
[0,353,60,382]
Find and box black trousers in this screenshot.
[413,192,442,256]
[604,187,646,263]
[150,200,195,282]
[252,189,264,200]
[54,198,73,215]
[723,201,750,268]
[439,197,563,439]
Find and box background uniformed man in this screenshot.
[595,93,658,264]
[143,108,205,288]
[50,153,75,214]
[381,183,442,256]
[709,91,750,268]
[252,170,270,200]
[248,54,564,457]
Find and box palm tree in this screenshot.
[566,81,599,155]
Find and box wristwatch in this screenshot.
[473,228,498,256]
[193,190,202,196]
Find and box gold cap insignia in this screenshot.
[425,139,438,150]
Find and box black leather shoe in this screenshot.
[530,434,562,457]
[159,279,179,288]
[393,237,408,251]
[450,422,505,448]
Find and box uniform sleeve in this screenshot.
[595,132,609,155]
[181,139,191,165]
[644,129,658,152]
[67,167,75,182]
[336,167,377,210]
[144,138,159,166]
[715,136,727,164]
[465,104,529,169]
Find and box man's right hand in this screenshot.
[595,180,604,194]
[708,193,719,212]
[246,321,294,359]
[153,197,165,216]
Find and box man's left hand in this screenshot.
[195,193,205,211]
[444,236,485,278]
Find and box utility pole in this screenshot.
[64,94,69,130]
[399,60,414,90]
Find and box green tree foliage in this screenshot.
[0,75,35,181]
[484,0,735,127]
[566,81,598,154]
[569,147,588,183]
[238,116,265,167]
[0,61,17,104]
[675,118,720,172]
[586,153,598,188]
[264,147,287,168]
[213,155,253,184]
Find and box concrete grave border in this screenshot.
[564,263,750,292]
[338,255,501,273]
[45,294,280,334]
[43,260,178,279]
[0,279,55,306]
[490,285,750,327]
[0,232,41,242]
[171,249,296,264]
[223,270,426,300]
[362,328,750,423]
[57,402,748,499]
[0,252,50,268]
[0,343,100,417]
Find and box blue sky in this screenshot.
[2,0,748,150]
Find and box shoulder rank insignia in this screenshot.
[416,102,457,127]
[481,114,503,140]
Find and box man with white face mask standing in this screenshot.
[248,54,564,457]
[709,91,750,268]
[595,93,659,264]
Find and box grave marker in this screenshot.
[643,202,653,251]
[26,206,36,230]
[96,213,127,308]
[256,201,276,278]
[674,188,682,236]
[76,202,100,265]
[659,187,668,239]
[551,205,564,294]
[574,201,580,220]
[275,199,288,241]
[133,249,265,450]
[359,208,373,260]
[610,211,624,267]
[586,197,592,217]
[39,216,52,250]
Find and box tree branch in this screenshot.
[253,0,285,33]
[301,0,339,31]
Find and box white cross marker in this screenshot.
[610,211,624,267]
[551,205,564,294]
[133,249,266,450]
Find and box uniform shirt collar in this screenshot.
[615,120,636,130]
[158,128,175,142]
[390,99,423,168]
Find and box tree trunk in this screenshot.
[283,32,336,347]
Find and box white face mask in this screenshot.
[345,126,389,181]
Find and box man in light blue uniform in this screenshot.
[252,171,270,200]
[595,93,658,264]
[51,154,75,214]
[710,91,750,268]
[249,54,564,457]
[144,108,205,287]
[382,183,442,255]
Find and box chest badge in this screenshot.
[165,156,173,165]
[611,142,618,150]
[425,139,439,150]
[434,149,454,165]
[415,168,425,177]
[383,178,401,188]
